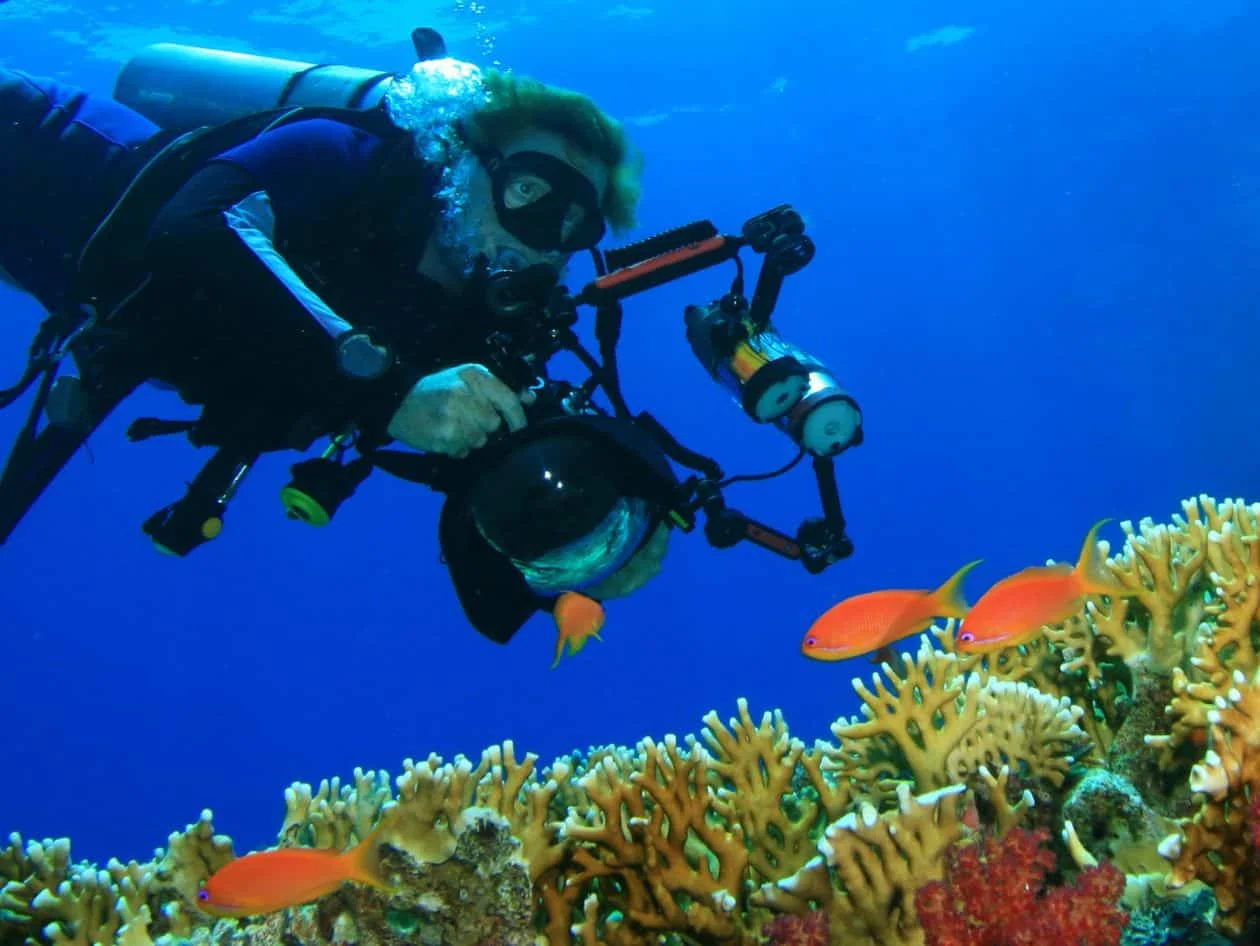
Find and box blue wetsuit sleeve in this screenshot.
[143,119,422,438]
[210,117,382,222]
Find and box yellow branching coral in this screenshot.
[1044,611,1109,683]
[153,808,235,914]
[1162,663,1260,933]
[1127,499,1260,782]
[1200,504,1260,672]
[1160,505,1260,744]
[274,742,572,885]
[701,698,841,883]
[469,741,572,880]
[1092,497,1212,673]
[974,764,1035,834]
[1023,615,1121,760]
[944,498,1216,756]
[824,641,978,800]
[937,615,1119,763]
[0,813,227,946]
[752,782,972,946]
[280,767,392,851]
[383,752,485,864]
[822,636,1089,811]
[559,733,752,943]
[944,678,1089,791]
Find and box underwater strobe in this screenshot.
[684,207,863,457]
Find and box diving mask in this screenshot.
[479,148,606,253]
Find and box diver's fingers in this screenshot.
[448,416,489,455]
[463,365,529,432]
[460,393,503,435]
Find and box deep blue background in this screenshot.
[2,0,1258,864]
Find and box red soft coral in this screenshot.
[913,827,1128,946]
[762,909,828,946]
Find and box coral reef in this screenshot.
[7,494,1260,944]
[0,690,1041,946]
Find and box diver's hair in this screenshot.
[460,70,643,233]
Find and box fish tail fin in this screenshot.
[341,823,396,894]
[927,559,983,618]
[1072,517,1132,597]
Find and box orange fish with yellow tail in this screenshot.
[551,591,605,668]
[801,559,982,663]
[955,517,1136,654]
[195,823,395,918]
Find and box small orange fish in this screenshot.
[956,518,1134,653]
[552,591,605,668]
[195,824,394,919]
[801,559,982,662]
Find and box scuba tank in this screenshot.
[113,27,447,133]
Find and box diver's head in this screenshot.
[384,59,642,288]
[460,127,610,273]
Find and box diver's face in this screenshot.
[464,128,609,273]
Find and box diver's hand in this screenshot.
[386,363,536,458]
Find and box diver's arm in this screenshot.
[143,153,421,436]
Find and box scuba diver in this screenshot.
[0,29,865,649]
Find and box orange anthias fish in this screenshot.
[552,591,605,668]
[195,824,394,919]
[956,517,1135,654]
[801,559,982,663]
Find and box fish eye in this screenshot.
[804,637,817,646]
[196,890,209,902]
[959,632,973,642]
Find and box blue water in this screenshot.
[2,0,1258,866]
